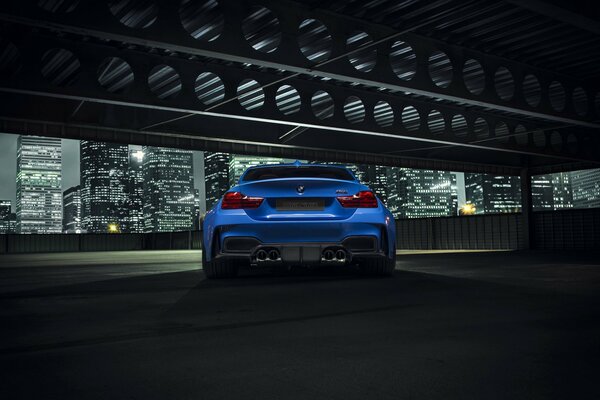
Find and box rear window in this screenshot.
[242,166,355,182]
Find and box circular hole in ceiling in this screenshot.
[346,31,376,73]
[97,57,134,93]
[41,48,81,87]
[195,72,224,106]
[428,50,452,88]
[108,0,158,29]
[298,19,332,63]
[495,121,509,144]
[548,81,565,112]
[389,40,416,81]
[0,38,21,78]
[427,110,445,135]
[572,87,588,116]
[374,101,394,128]
[514,124,528,146]
[237,79,264,111]
[402,106,420,131]
[452,114,468,138]
[523,74,541,107]
[179,0,223,42]
[550,131,562,152]
[474,117,489,139]
[38,0,79,13]
[532,130,546,147]
[242,6,281,53]
[311,90,334,119]
[494,66,514,101]
[148,64,181,100]
[463,59,485,95]
[344,96,365,124]
[276,85,301,115]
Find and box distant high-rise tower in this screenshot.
[570,169,600,209]
[143,146,195,232]
[531,175,554,210]
[63,185,82,233]
[228,155,291,187]
[80,141,129,233]
[0,200,15,234]
[390,169,456,219]
[126,149,145,233]
[16,136,62,233]
[551,172,573,209]
[204,152,230,211]
[465,174,521,214]
[355,164,389,204]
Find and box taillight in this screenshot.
[221,191,264,209]
[337,191,378,208]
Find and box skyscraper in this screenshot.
[570,168,600,208]
[531,173,573,211]
[63,185,82,233]
[228,155,292,187]
[143,146,195,232]
[389,169,456,219]
[126,149,145,233]
[204,152,230,211]
[0,200,15,234]
[531,175,554,210]
[355,164,389,203]
[16,135,62,233]
[465,174,521,214]
[80,141,129,233]
[551,172,573,209]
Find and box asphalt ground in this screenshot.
[1,250,599,399]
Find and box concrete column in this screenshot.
[520,168,534,249]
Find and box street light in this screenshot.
[107,223,120,233]
[460,203,476,216]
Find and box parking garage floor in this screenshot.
[1,250,599,399]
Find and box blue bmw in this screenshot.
[202,161,396,278]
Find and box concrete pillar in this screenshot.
[520,168,534,249]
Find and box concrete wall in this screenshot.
[1,209,599,253]
[396,213,525,250]
[533,208,600,249]
[0,231,202,254]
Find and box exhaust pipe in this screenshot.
[256,249,268,261]
[268,249,280,261]
[335,250,346,262]
[323,250,335,261]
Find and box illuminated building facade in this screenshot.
[16,135,62,233]
[0,200,16,234]
[570,168,600,209]
[143,146,195,232]
[63,185,83,233]
[80,141,128,233]
[465,174,521,214]
[204,152,230,211]
[126,149,145,233]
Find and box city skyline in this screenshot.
[2,132,600,234]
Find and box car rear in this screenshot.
[202,163,396,278]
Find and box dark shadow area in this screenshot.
[1,251,599,399]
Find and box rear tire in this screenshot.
[359,254,396,277]
[203,255,240,279]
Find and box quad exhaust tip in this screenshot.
[322,249,346,263]
[323,250,335,261]
[335,250,346,261]
[256,249,268,261]
[268,249,280,261]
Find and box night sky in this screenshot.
[0,133,206,212]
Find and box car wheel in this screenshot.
[359,253,396,277]
[203,256,240,279]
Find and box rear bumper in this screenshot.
[203,207,395,263]
[214,238,388,267]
